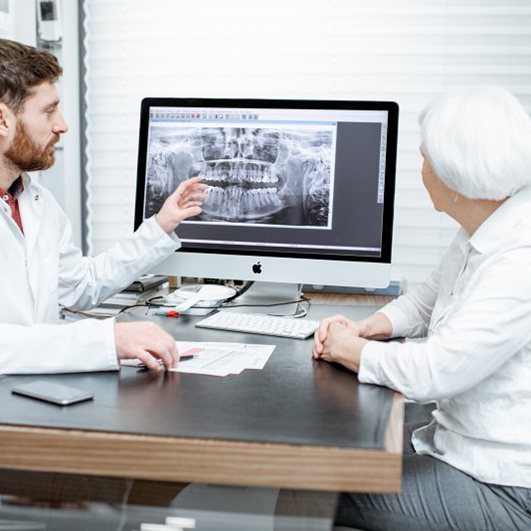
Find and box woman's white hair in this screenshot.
[419,86,531,200]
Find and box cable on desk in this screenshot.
[219,295,311,317]
[61,291,312,319]
[60,307,115,319]
[60,298,167,320]
[223,279,254,303]
[157,289,312,317]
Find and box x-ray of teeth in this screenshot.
[144,126,333,227]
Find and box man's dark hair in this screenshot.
[0,38,62,114]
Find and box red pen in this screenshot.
[153,310,180,317]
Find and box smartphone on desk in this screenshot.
[11,381,94,406]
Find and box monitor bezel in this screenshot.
[134,97,398,265]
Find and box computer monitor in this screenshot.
[134,97,398,300]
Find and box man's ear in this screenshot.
[0,103,14,139]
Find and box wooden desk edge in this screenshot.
[0,396,403,493]
[385,392,404,454]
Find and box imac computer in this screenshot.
[134,97,398,310]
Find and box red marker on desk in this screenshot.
[153,310,180,317]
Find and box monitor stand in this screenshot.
[222,281,303,316]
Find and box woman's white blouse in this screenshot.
[359,186,531,488]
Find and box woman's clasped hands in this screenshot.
[312,312,393,374]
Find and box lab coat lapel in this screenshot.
[0,200,25,243]
[18,177,43,300]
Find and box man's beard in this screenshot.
[5,120,58,172]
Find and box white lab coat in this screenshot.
[0,174,180,374]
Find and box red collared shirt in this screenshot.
[0,176,24,234]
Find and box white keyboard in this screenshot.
[196,310,319,339]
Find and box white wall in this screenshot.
[36,0,83,247]
[4,0,82,247]
[12,0,36,44]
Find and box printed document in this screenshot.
[172,341,275,376]
[121,341,276,377]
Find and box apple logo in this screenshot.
[252,261,262,274]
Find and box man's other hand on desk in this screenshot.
[114,322,178,371]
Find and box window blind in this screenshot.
[81,0,531,287]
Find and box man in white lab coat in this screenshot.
[0,38,208,374]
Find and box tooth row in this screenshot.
[208,186,278,197]
[204,186,283,212]
[207,187,278,195]
[200,167,279,183]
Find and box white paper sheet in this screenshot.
[120,341,276,377]
[172,341,276,377]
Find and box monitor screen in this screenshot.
[135,98,398,289]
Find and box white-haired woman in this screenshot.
[313,86,531,530]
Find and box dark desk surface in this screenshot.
[0,301,403,492]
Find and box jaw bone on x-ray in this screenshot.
[145,126,333,227]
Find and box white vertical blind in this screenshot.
[82,0,531,286]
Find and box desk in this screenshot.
[0,300,403,494]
